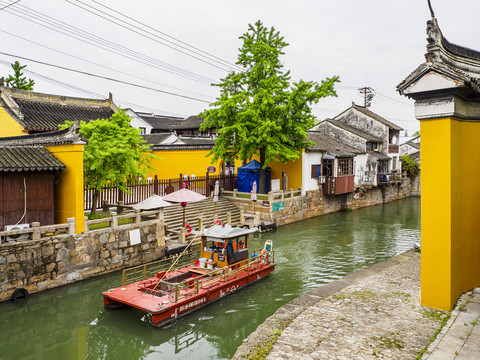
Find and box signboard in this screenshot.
[354,192,360,200]
[271,179,280,192]
[218,254,225,262]
[262,200,270,207]
[129,229,141,245]
[272,201,284,212]
[207,166,216,173]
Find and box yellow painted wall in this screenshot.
[268,155,303,191]
[148,149,242,179]
[46,144,85,234]
[421,118,480,310]
[0,107,25,137]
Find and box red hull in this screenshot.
[103,262,275,328]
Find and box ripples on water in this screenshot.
[0,198,420,360]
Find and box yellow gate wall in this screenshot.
[0,107,25,137]
[421,118,480,310]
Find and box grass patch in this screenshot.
[372,333,405,350]
[416,312,451,359]
[247,329,282,360]
[352,290,375,300]
[333,294,346,300]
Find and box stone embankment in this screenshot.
[233,250,449,360]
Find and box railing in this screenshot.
[0,219,75,243]
[388,144,399,153]
[84,208,165,232]
[123,249,274,303]
[377,173,403,185]
[322,175,355,195]
[84,173,237,210]
[122,246,201,285]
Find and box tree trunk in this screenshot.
[91,190,99,215]
[259,148,266,194]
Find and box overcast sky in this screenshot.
[1,0,478,134]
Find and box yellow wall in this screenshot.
[268,155,303,191]
[0,107,25,137]
[148,149,242,179]
[46,144,85,234]
[421,118,480,310]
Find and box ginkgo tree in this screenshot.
[200,20,339,193]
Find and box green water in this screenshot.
[0,198,420,360]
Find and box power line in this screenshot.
[66,0,243,73]
[0,52,211,103]
[0,0,215,85]
[0,0,20,11]
[0,27,215,101]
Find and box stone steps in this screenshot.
[163,198,240,249]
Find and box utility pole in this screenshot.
[358,87,375,107]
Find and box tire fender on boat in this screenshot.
[11,288,28,302]
[214,219,222,226]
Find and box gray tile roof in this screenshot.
[306,132,361,157]
[327,120,383,142]
[0,87,116,132]
[137,113,184,131]
[141,133,175,146]
[0,146,65,172]
[178,136,216,146]
[351,105,403,131]
[0,123,85,147]
[369,151,391,161]
[175,116,205,130]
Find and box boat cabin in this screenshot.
[196,224,258,269]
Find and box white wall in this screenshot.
[126,109,153,134]
[302,151,324,195]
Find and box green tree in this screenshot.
[5,61,35,90]
[401,155,419,177]
[62,110,155,215]
[200,20,339,193]
[404,130,408,137]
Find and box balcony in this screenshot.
[322,175,355,195]
[377,173,402,185]
[388,144,399,153]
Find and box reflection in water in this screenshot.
[0,198,420,360]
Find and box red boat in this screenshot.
[102,224,275,328]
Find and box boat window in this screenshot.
[204,240,225,253]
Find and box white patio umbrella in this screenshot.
[163,184,207,226]
[251,180,257,213]
[213,180,219,219]
[132,195,173,210]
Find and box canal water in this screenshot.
[0,198,420,360]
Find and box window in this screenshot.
[322,159,334,176]
[366,142,378,151]
[139,127,146,135]
[311,164,320,179]
[392,157,397,171]
[337,158,353,176]
[378,160,389,174]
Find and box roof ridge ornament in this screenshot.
[427,0,435,18]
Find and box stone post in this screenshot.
[31,222,40,240]
[134,209,141,224]
[227,212,231,226]
[102,200,109,212]
[179,228,186,244]
[84,216,89,232]
[240,209,244,225]
[233,189,238,198]
[198,217,203,231]
[117,201,124,214]
[110,212,118,228]
[67,217,76,235]
[156,208,165,247]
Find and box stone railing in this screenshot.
[0,219,75,243]
[84,208,164,232]
[223,189,302,226]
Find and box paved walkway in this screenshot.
[233,250,480,359]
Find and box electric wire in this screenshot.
[0,0,20,11]
[66,0,242,73]
[0,52,211,103]
[0,1,215,84]
[90,0,244,73]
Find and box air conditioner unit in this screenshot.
[5,224,30,242]
[318,176,326,184]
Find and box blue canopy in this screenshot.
[237,160,271,193]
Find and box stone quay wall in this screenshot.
[274,176,414,227]
[0,220,164,302]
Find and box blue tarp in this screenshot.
[237,160,271,193]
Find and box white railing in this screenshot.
[0,219,75,243]
[84,208,164,232]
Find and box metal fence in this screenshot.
[84,173,237,210]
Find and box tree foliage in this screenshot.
[5,61,35,90]
[401,155,419,177]
[61,110,155,214]
[200,20,339,192]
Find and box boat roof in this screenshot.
[193,224,258,239]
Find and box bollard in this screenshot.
[67,217,76,235]
[31,222,40,240]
